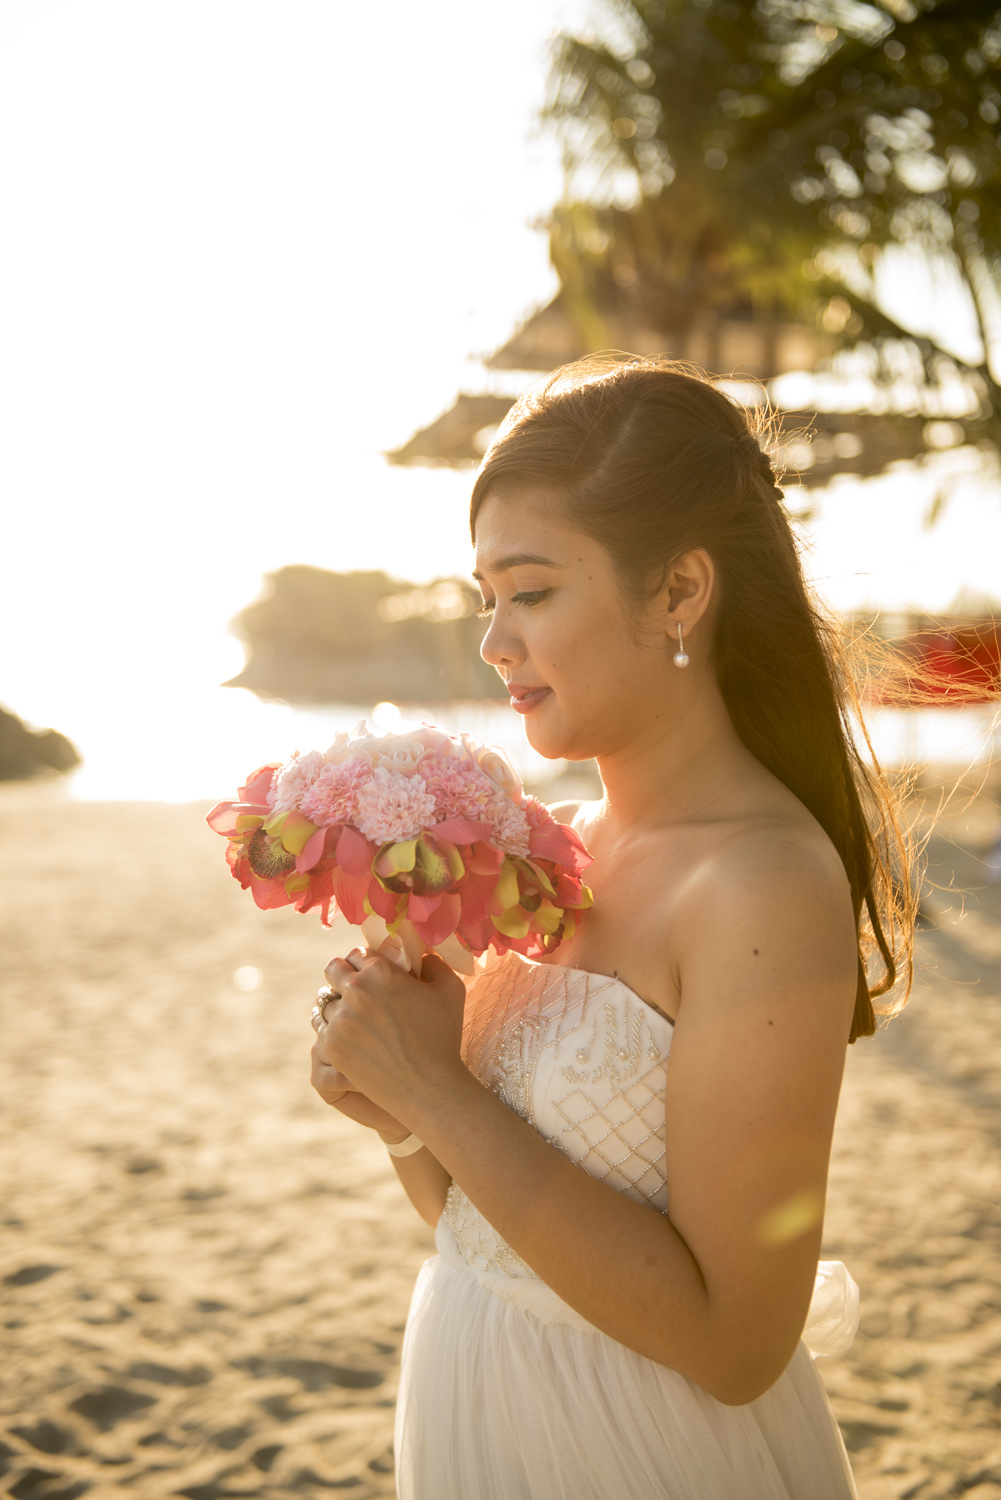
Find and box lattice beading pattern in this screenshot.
[442,1184,539,1280]
[549,1066,669,1211]
[442,953,674,1278]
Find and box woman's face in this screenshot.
[473,485,680,763]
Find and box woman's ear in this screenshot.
[662,548,715,630]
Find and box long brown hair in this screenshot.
[470,354,916,1043]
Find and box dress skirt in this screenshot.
[394,1248,859,1500]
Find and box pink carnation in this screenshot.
[488,794,532,859]
[419,751,498,822]
[299,756,372,827]
[269,749,324,813]
[523,796,555,829]
[355,767,438,845]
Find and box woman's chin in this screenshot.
[523,715,588,765]
[522,723,565,762]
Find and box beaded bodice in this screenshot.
[440,950,674,1283]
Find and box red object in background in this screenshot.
[871,621,1001,705]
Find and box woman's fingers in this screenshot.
[310,1040,357,1103]
[324,948,369,987]
[324,946,399,988]
[416,950,463,992]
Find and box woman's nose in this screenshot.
[480,612,523,670]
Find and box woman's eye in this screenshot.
[477,588,551,617]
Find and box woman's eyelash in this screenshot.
[477,589,552,617]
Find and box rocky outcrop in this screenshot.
[225,567,506,705]
[0,706,81,780]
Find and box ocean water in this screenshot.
[56,683,999,805]
[61,689,578,803]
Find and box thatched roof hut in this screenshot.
[386,290,962,482]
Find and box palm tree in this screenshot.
[545,0,1001,443]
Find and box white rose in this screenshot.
[462,738,523,801]
[352,734,427,775]
[410,723,455,756]
[323,730,354,765]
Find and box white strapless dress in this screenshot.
[394,951,860,1500]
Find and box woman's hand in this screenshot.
[309,1031,411,1142]
[314,946,467,1125]
[310,948,459,1229]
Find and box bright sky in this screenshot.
[2,0,999,797]
[0,0,571,780]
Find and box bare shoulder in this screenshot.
[697,813,852,911]
[676,812,858,1024]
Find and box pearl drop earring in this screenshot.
[673,622,690,669]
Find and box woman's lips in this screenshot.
[508,685,552,715]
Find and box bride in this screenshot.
[309,356,912,1499]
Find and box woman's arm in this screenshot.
[383,1142,453,1229]
[320,827,857,1404]
[310,1036,452,1228]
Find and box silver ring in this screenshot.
[314,984,339,1024]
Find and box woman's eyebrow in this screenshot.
[472,553,564,580]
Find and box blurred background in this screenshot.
[2,3,1000,1498]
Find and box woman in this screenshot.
[310,356,912,1499]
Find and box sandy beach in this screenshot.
[1,780,999,1500]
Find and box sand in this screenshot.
[1,781,999,1500]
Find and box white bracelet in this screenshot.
[385,1132,424,1158]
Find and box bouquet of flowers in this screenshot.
[206,721,593,975]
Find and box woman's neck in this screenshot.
[594,674,762,830]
